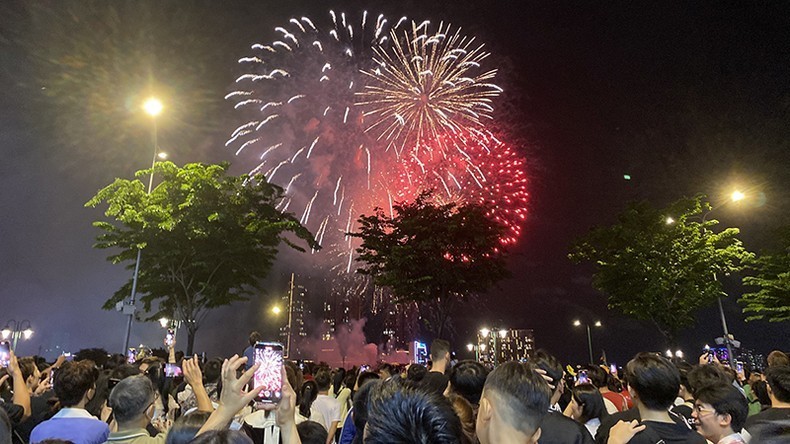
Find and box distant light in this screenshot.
[731,190,745,202]
[573,320,582,327]
[623,174,631,180]
[143,97,163,117]
[594,321,602,328]
[466,343,474,351]
[665,217,675,225]
[157,152,168,159]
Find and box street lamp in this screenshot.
[271,305,282,315]
[123,96,164,353]
[2,320,34,351]
[573,319,602,364]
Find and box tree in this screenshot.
[741,226,790,322]
[569,196,753,345]
[86,162,317,354]
[351,191,511,338]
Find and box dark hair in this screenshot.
[248,332,262,347]
[54,360,99,407]
[110,364,141,381]
[582,365,607,388]
[357,371,380,389]
[377,363,395,377]
[572,383,607,424]
[203,358,223,384]
[18,357,37,382]
[765,365,790,403]
[314,370,331,391]
[0,408,10,444]
[483,361,550,436]
[351,379,380,444]
[695,383,749,431]
[165,411,212,444]
[300,380,319,418]
[625,353,679,410]
[189,430,253,444]
[430,339,451,361]
[687,364,729,396]
[767,350,790,368]
[532,349,563,391]
[449,360,488,405]
[365,377,464,444]
[407,364,428,382]
[332,368,346,394]
[752,380,771,406]
[297,420,328,444]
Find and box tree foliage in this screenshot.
[86,162,317,353]
[741,226,790,323]
[569,196,753,344]
[351,191,511,337]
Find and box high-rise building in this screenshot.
[279,273,308,358]
[476,328,535,364]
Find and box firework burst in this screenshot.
[357,21,502,155]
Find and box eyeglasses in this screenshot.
[693,404,717,415]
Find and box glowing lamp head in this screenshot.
[1,329,10,339]
[157,152,168,160]
[159,318,169,328]
[675,350,684,358]
[466,343,474,352]
[731,191,745,202]
[22,329,33,339]
[143,98,163,117]
[479,344,487,352]
[665,217,675,225]
[499,329,508,338]
[666,349,673,357]
[272,306,282,315]
[479,328,490,338]
[573,320,582,327]
[594,321,602,328]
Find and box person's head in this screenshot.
[448,393,476,444]
[675,361,693,398]
[314,369,331,392]
[407,363,428,382]
[165,411,212,444]
[299,380,319,418]
[248,331,262,347]
[571,383,607,424]
[203,358,223,384]
[377,363,394,379]
[477,361,550,444]
[765,365,790,403]
[355,371,380,391]
[752,380,771,406]
[189,430,253,444]
[54,360,99,408]
[767,350,790,368]
[297,420,328,444]
[351,379,380,444]
[532,349,564,402]
[365,377,464,444]
[332,367,346,393]
[430,339,451,367]
[448,360,488,405]
[692,383,748,442]
[624,353,679,411]
[687,364,730,396]
[108,374,156,426]
[581,365,607,389]
[17,357,41,392]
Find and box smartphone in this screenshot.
[0,341,10,368]
[164,363,183,378]
[63,352,74,362]
[127,348,136,364]
[736,361,745,379]
[576,370,590,385]
[360,364,370,373]
[49,369,57,387]
[253,342,283,403]
[703,345,713,363]
[165,329,175,347]
[609,363,618,376]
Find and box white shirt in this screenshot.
[312,394,341,431]
[584,417,601,439]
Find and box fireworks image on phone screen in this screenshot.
[254,343,283,402]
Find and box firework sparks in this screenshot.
[357,21,502,155]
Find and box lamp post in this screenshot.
[573,319,601,364]
[122,97,164,353]
[1,320,34,351]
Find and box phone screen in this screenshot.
[576,370,590,385]
[254,342,283,403]
[609,363,618,376]
[164,363,183,378]
[0,341,10,368]
[127,348,136,364]
[165,329,175,347]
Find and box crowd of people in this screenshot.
[1,333,789,444]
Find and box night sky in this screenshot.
[1,0,788,365]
